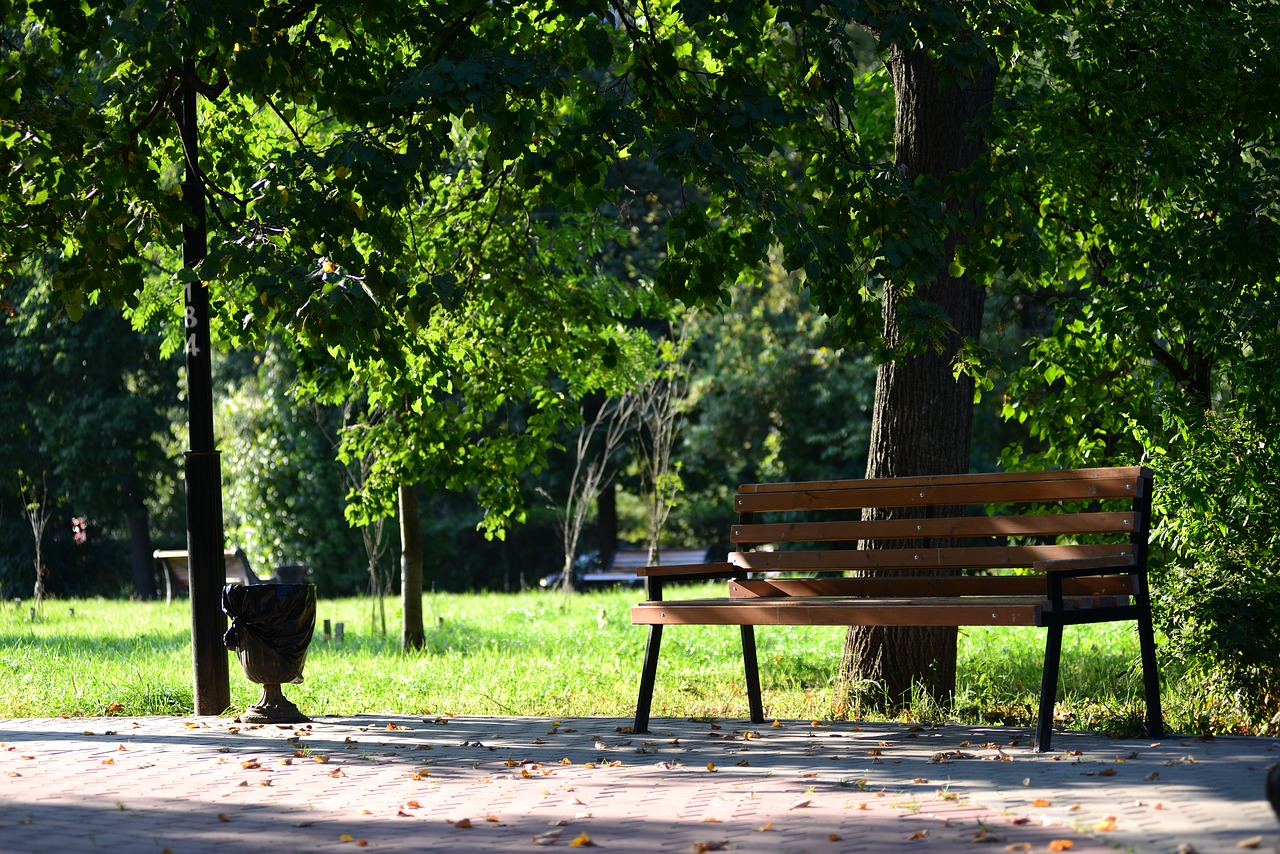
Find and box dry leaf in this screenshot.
[100,758,114,766]
[1047,841,1074,851]
[706,762,717,772]
[339,834,354,843]
[1032,799,1052,808]
[771,720,783,728]
[1145,771,1160,781]
[1094,817,1119,832]
[241,760,260,769]
[756,823,773,832]
[405,800,421,809]
[789,798,812,810]
[1005,845,1031,852]
[218,814,231,823]
[908,830,929,840]
[702,817,721,823]
[829,834,841,842]
[454,818,473,828]
[735,759,749,767]
[411,771,428,780]
[1236,837,1263,850]
[692,842,729,853]
[1098,768,1117,777]
[569,832,596,847]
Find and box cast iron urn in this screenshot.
[222,583,317,723]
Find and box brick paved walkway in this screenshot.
[0,715,1275,853]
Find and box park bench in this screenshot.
[630,466,1164,752]
[540,547,712,589]
[153,548,261,604]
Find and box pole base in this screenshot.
[238,683,310,724]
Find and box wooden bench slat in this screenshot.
[727,575,1136,599]
[734,475,1143,513]
[730,511,1138,544]
[736,465,1146,494]
[728,542,1132,572]
[632,597,1048,627]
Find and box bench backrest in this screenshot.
[727,466,1151,599]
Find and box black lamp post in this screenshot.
[178,57,230,715]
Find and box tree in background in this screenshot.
[995,0,1280,730]
[213,344,367,594]
[0,274,179,599]
[632,321,693,564]
[17,470,52,610]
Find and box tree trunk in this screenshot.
[838,42,995,713]
[128,505,158,600]
[399,483,425,651]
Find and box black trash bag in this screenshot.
[222,583,317,685]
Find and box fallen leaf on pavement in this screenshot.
[1047,841,1074,851]
[569,832,596,847]
[1236,837,1263,850]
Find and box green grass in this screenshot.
[0,586,1216,734]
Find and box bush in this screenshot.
[1148,407,1280,733]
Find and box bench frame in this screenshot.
[629,466,1164,752]
[153,548,260,604]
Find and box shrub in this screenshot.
[1148,407,1280,733]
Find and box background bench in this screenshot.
[630,466,1163,752]
[153,548,261,604]
[540,547,712,589]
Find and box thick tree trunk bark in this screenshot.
[128,505,158,600]
[838,42,995,713]
[399,483,425,651]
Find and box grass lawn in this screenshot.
[0,585,1207,734]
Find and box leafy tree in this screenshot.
[0,274,179,599]
[995,0,1280,730]
[212,343,368,594]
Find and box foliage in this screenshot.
[0,272,180,598]
[1145,409,1280,733]
[212,343,369,595]
[990,0,1280,729]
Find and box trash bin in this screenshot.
[222,583,317,723]
[273,563,311,584]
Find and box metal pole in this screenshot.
[180,57,230,715]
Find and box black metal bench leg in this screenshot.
[741,625,764,723]
[1036,623,1064,753]
[1135,602,1165,738]
[634,624,663,733]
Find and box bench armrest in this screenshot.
[635,561,739,581]
[1034,553,1138,576]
